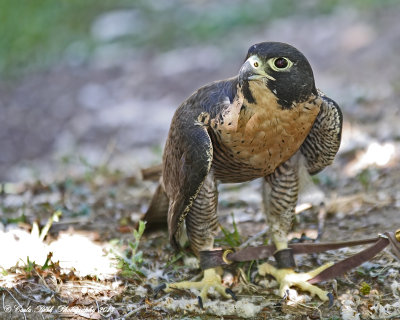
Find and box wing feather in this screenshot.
[162,80,236,249]
[300,94,343,174]
[163,110,213,249]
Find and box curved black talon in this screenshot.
[197,296,204,309]
[225,288,237,301]
[327,292,334,308]
[154,283,167,298]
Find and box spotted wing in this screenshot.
[300,93,343,174]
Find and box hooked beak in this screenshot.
[238,61,276,87]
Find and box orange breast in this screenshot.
[211,82,320,176]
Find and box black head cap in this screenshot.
[244,42,317,109]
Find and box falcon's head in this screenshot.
[238,42,317,109]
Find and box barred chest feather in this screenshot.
[210,82,321,183]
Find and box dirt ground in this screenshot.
[1,2,400,319]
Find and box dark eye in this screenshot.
[274,57,288,69]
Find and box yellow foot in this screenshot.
[258,262,334,305]
[155,268,237,308]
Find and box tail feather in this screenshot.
[142,182,169,231]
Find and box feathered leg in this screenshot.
[162,171,236,306]
[259,154,333,303]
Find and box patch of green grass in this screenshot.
[129,220,146,266]
[360,281,371,295]
[19,252,58,278]
[216,213,242,247]
[22,256,37,274]
[114,220,147,278]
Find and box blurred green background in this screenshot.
[1,0,398,78]
[1,0,400,182]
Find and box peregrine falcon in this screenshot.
[144,42,342,305]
